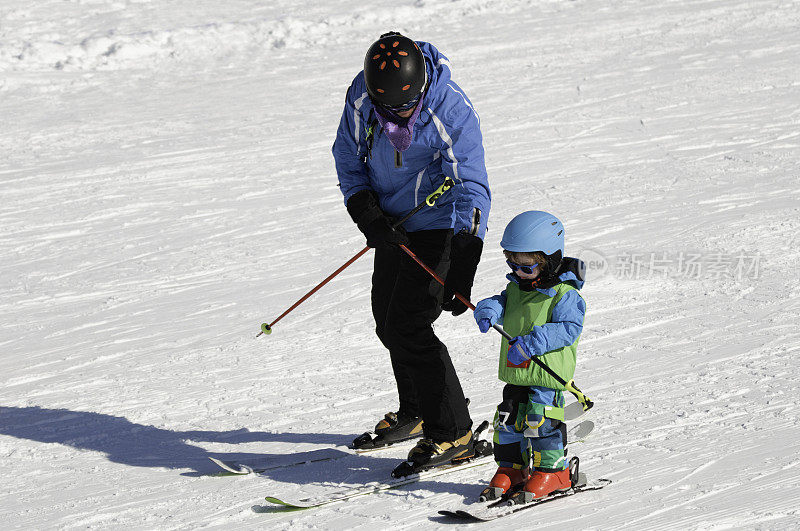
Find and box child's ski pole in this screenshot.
[398,243,594,412]
[257,178,455,338]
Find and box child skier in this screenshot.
[473,211,586,504]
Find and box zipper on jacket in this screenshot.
[363,119,377,163]
[394,150,402,168]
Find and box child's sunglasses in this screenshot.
[506,259,539,275]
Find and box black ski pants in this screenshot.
[371,228,472,442]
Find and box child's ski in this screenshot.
[564,400,592,421]
[438,473,611,521]
[565,419,594,444]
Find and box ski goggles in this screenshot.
[381,92,423,113]
[506,260,540,275]
[381,72,427,113]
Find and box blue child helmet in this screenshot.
[500,211,565,255]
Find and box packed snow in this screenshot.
[2,0,799,529]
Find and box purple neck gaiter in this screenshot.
[375,101,424,152]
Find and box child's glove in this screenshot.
[473,296,503,333]
[477,318,493,333]
[507,336,534,365]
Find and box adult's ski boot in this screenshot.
[351,411,423,450]
[479,467,530,502]
[405,430,475,468]
[391,420,492,478]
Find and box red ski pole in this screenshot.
[256,246,370,337]
[257,178,455,337]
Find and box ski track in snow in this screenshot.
[2,0,800,529]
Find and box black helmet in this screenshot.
[364,32,426,109]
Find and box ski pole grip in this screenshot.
[566,379,593,411]
[425,177,455,206]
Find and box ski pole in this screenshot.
[257,177,456,337]
[398,243,594,412]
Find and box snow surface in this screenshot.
[2,0,799,529]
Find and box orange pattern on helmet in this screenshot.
[370,38,414,71]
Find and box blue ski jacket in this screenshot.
[332,42,491,239]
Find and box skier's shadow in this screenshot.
[0,405,388,482]
[0,405,485,500]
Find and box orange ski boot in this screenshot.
[479,467,529,502]
[510,467,571,505]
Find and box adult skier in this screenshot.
[332,31,492,470]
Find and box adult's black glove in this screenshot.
[441,231,484,316]
[346,189,409,250]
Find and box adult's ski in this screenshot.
[211,402,590,476]
[212,416,592,477]
[265,453,494,509]
[208,448,352,475]
[264,420,493,508]
[208,437,420,475]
